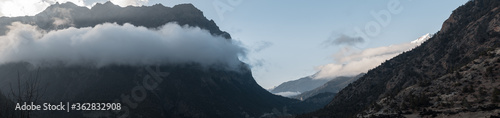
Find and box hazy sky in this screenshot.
[0,0,470,89]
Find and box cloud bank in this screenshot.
[0,22,245,68]
[314,34,431,79]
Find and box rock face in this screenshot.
[0,2,326,118]
[304,0,500,117]
[271,76,329,95]
[369,48,500,117]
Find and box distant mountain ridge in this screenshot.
[270,33,432,99]
[294,73,365,100]
[270,76,329,96]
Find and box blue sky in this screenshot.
[156,0,469,89]
[0,0,470,89]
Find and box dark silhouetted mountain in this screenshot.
[270,76,329,96]
[0,2,326,118]
[0,63,298,117]
[294,73,365,100]
[303,0,500,117]
[287,92,337,115]
[0,1,231,39]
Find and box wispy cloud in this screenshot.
[253,41,273,52]
[250,59,265,68]
[314,34,430,79]
[323,34,364,46]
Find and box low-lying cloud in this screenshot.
[273,91,301,97]
[0,22,245,68]
[314,34,430,79]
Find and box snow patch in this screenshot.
[411,33,431,44]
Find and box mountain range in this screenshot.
[303,0,500,117]
[271,32,432,99]
[0,2,326,117]
[0,0,499,118]
[294,73,365,100]
[270,75,329,97]
[0,2,230,39]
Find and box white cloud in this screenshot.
[0,0,86,17]
[314,52,400,79]
[0,22,245,69]
[110,0,148,7]
[314,34,430,79]
[334,43,418,64]
[52,17,72,27]
[0,0,150,17]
